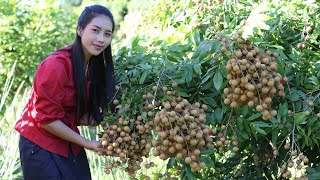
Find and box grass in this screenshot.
[0,61,25,180]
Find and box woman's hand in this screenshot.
[85,140,118,156]
[85,140,107,153]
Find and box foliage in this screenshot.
[1,0,320,179]
[0,0,77,101]
[104,0,320,179]
[0,1,154,179]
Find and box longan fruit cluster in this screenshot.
[151,87,214,172]
[99,115,154,178]
[213,125,239,153]
[279,153,309,179]
[274,143,309,179]
[306,99,314,107]
[222,31,287,120]
[297,25,313,49]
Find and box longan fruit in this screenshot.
[256,105,263,112]
[305,110,310,116]
[284,143,290,150]
[232,147,239,152]
[185,157,192,164]
[113,99,119,105]
[172,82,178,87]
[306,26,312,33]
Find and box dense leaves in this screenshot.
[0,0,77,100]
[110,0,320,179]
[1,0,320,179]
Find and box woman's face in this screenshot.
[78,15,113,62]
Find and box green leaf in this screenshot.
[213,72,223,91]
[131,37,140,47]
[167,54,180,63]
[166,158,176,169]
[174,87,190,97]
[251,121,270,128]
[193,30,201,45]
[193,64,201,75]
[139,63,152,69]
[170,43,190,52]
[265,45,285,50]
[294,112,306,124]
[238,0,252,6]
[200,67,215,86]
[243,106,249,116]
[139,71,148,84]
[200,79,213,90]
[236,117,244,130]
[192,50,201,59]
[286,89,306,101]
[237,129,249,139]
[199,156,214,168]
[307,116,318,128]
[210,40,223,52]
[309,75,320,86]
[308,126,311,136]
[198,43,212,60]
[203,97,217,108]
[286,93,301,101]
[237,106,249,116]
[275,58,285,75]
[312,137,319,149]
[244,119,252,133]
[206,113,215,125]
[247,113,261,121]
[253,126,267,135]
[214,108,223,123]
[183,167,198,180]
[277,102,288,119]
[184,65,193,83]
[272,127,279,145]
[308,172,320,179]
[200,149,215,155]
[133,45,147,53]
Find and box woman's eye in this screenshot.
[105,33,111,37]
[92,29,98,32]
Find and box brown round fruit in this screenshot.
[306,26,312,33]
[232,147,239,152]
[172,82,178,87]
[113,99,119,105]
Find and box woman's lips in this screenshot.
[93,44,103,50]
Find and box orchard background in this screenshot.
[0,0,319,180]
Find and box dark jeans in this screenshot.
[19,135,91,180]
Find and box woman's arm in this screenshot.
[42,120,102,152]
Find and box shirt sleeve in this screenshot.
[32,56,68,127]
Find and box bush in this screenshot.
[99,0,320,179]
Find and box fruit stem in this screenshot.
[153,70,165,106]
[291,123,295,152]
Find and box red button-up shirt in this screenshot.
[15,46,86,157]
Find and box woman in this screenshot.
[14,5,115,180]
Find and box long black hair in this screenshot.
[71,5,116,124]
